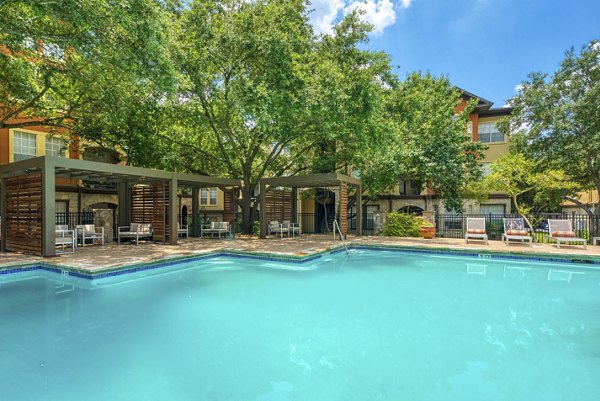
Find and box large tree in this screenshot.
[483,153,577,238]
[171,0,392,233]
[0,0,176,138]
[505,40,600,216]
[359,73,486,212]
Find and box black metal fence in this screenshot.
[55,211,95,229]
[434,213,600,241]
[290,213,376,236]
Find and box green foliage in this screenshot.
[0,0,177,167]
[505,40,600,216]
[381,212,422,237]
[482,153,577,239]
[170,1,394,233]
[360,73,486,211]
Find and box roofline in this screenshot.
[260,172,362,188]
[479,107,513,118]
[456,86,494,107]
[0,156,241,187]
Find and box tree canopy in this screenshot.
[505,40,600,215]
[0,0,176,145]
[2,0,491,232]
[360,73,485,212]
[483,152,577,237]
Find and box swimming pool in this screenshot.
[1,249,599,401]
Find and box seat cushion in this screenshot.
[467,229,486,234]
[506,229,528,236]
[551,230,576,238]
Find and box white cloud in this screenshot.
[514,84,523,93]
[309,0,346,35]
[310,0,411,36]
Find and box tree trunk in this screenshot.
[239,185,256,235]
[513,196,536,242]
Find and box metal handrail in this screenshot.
[333,219,349,255]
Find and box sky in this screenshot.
[309,0,600,107]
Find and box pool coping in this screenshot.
[2,242,600,281]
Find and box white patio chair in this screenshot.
[55,224,76,253]
[118,223,153,245]
[268,220,289,238]
[283,220,301,237]
[502,218,532,246]
[547,219,587,249]
[200,221,230,238]
[76,224,104,246]
[177,223,189,238]
[465,217,488,244]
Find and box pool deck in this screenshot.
[2,235,600,273]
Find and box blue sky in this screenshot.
[310,0,600,107]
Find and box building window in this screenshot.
[399,180,421,196]
[46,137,66,157]
[478,123,504,143]
[479,204,506,215]
[200,188,218,206]
[13,131,37,161]
[55,201,69,213]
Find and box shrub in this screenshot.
[382,212,422,237]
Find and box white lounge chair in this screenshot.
[76,224,104,246]
[200,221,230,238]
[502,218,532,246]
[118,223,153,245]
[465,217,488,244]
[177,223,189,238]
[268,220,289,238]
[282,220,301,237]
[593,237,600,246]
[547,219,587,249]
[55,224,76,253]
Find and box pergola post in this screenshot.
[191,187,200,237]
[259,181,267,238]
[118,182,131,226]
[42,157,56,257]
[0,177,6,252]
[356,184,363,237]
[169,177,178,245]
[291,187,298,223]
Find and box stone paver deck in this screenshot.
[1,235,599,273]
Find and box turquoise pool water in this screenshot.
[1,250,599,401]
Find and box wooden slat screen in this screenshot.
[4,173,43,255]
[223,188,236,223]
[131,182,170,242]
[340,182,347,236]
[264,189,291,222]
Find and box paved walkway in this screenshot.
[1,235,599,273]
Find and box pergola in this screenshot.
[0,156,240,256]
[258,172,362,239]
